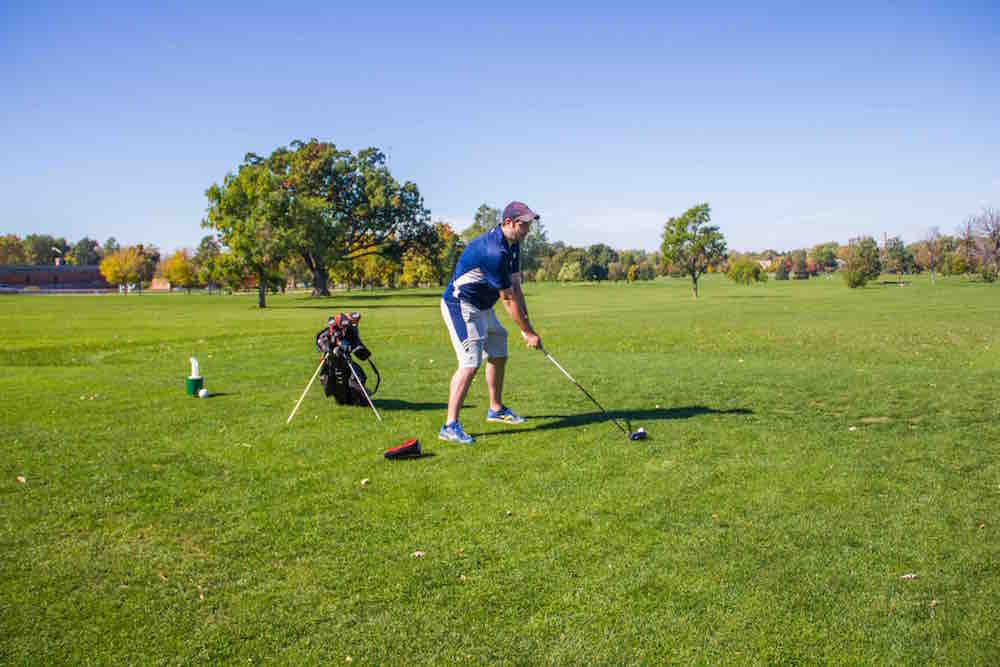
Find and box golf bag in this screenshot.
[315,312,381,406]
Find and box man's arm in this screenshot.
[499,273,541,349]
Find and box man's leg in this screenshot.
[484,308,516,417]
[447,366,478,425]
[441,298,482,425]
[484,356,506,413]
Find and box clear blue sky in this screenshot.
[3,1,998,254]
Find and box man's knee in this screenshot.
[458,340,485,369]
[485,334,508,359]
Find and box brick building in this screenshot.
[0,264,110,289]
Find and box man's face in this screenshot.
[505,216,534,242]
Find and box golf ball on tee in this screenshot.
[198,388,208,398]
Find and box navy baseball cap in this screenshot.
[502,201,540,223]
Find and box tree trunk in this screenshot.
[257,269,267,308]
[311,265,330,296]
[691,273,699,298]
[302,252,331,297]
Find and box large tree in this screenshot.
[204,161,295,308]
[262,140,434,296]
[660,203,727,298]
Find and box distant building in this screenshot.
[0,265,110,289]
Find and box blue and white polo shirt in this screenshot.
[442,226,520,310]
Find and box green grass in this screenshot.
[2,275,999,664]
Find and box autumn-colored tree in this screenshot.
[163,250,197,292]
[99,247,142,291]
[0,234,28,264]
[916,227,942,285]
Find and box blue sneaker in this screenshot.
[487,406,525,424]
[439,421,474,444]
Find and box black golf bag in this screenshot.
[315,312,380,406]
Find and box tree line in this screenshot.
[722,207,999,289]
[4,137,995,302]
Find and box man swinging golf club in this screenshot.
[439,201,542,444]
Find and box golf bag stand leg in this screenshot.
[287,353,327,424]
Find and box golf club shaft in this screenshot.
[287,354,327,424]
[542,350,630,436]
[348,359,383,423]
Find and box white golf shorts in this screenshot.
[441,299,508,369]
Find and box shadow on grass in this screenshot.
[374,399,449,411]
[471,405,751,437]
[385,452,438,462]
[718,294,792,299]
[273,302,439,310]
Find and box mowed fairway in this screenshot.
[2,275,998,664]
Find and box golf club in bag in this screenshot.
[539,346,645,440]
[286,312,382,424]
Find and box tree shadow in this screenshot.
[719,294,792,299]
[469,405,752,437]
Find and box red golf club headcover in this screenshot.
[384,438,421,460]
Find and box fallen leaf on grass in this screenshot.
[901,573,918,581]
[158,572,168,582]
[411,550,425,558]
[16,476,26,484]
